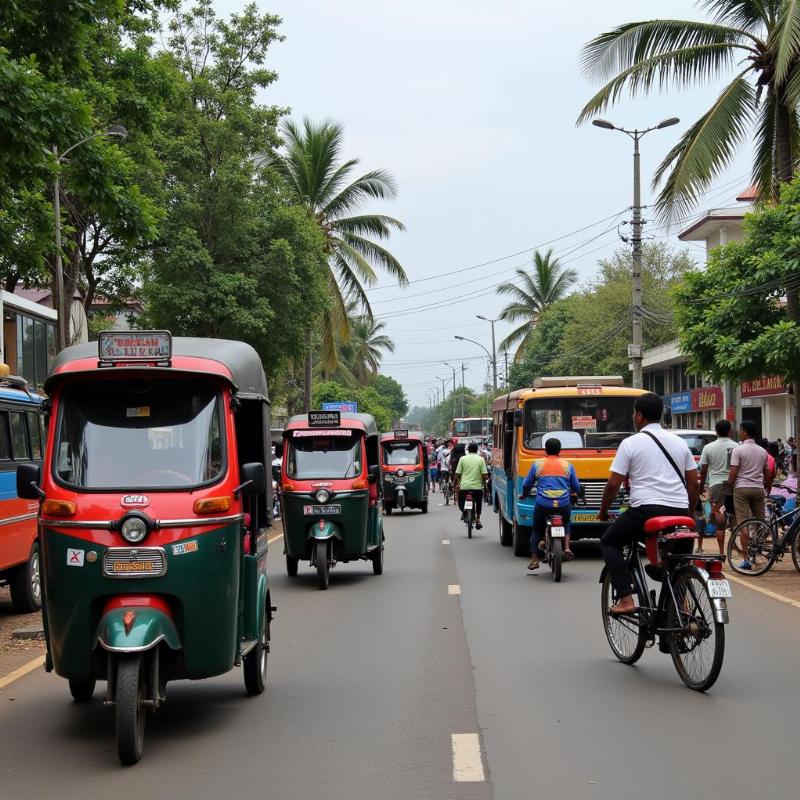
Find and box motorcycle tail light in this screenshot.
[194,496,233,514]
[709,560,724,576]
[42,499,76,517]
[551,515,563,526]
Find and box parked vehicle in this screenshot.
[673,429,716,462]
[279,411,384,588]
[380,430,428,514]
[17,333,274,764]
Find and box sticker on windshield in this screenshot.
[571,416,597,430]
[126,406,151,418]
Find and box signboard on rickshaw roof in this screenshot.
[393,429,409,439]
[98,331,172,364]
[308,410,341,428]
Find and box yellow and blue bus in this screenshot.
[491,377,646,556]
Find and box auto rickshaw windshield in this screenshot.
[287,432,362,479]
[55,379,225,489]
[382,442,420,465]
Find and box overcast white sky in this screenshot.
[217,0,753,407]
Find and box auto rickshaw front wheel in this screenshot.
[115,655,146,765]
[243,602,269,695]
[315,540,329,590]
[286,555,298,577]
[69,678,96,703]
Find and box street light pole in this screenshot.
[454,335,493,385]
[436,375,447,403]
[444,362,457,419]
[592,116,679,388]
[460,363,467,417]
[477,316,498,390]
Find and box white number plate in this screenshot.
[551,526,565,538]
[464,500,474,510]
[393,477,407,484]
[707,579,732,599]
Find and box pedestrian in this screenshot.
[698,419,737,555]
[729,420,773,571]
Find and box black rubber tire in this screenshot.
[421,501,428,514]
[551,538,562,583]
[315,540,329,590]
[398,493,406,512]
[243,602,269,695]
[384,503,392,515]
[668,569,725,692]
[115,655,146,765]
[726,518,776,576]
[499,513,513,547]
[69,678,96,703]
[467,515,473,538]
[372,546,384,575]
[512,520,530,557]
[601,572,647,665]
[9,541,42,613]
[791,530,800,572]
[286,555,298,577]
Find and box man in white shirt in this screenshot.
[598,392,699,616]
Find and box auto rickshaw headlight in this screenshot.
[314,489,331,504]
[120,515,149,543]
[396,469,405,478]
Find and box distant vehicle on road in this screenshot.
[672,429,716,461]
[450,416,491,444]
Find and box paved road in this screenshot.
[1,500,799,798]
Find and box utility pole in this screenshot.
[477,316,498,390]
[460,363,467,417]
[444,362,457,419]
[504,351,509,387]
[436,375,447,404]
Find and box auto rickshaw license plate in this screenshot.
[393,477,407,484]
[303,504,341,516]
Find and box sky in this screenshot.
[217,0,754,408]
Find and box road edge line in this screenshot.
[726,573,800,610]
[0,655,43,691]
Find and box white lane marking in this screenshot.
[726,573,800,610]
[0,656,42,691]
[442,539,450,545]
[448,584,461,595]
[451,733,485,782]
[267,532,284,545]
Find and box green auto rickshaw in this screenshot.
[380,431,429,514]
[279,411,384,589]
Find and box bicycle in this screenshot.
[726,485,800,576]
[601,515,730,692]
[463,492,476,538]
[441,474,452,506]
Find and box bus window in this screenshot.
[27,411,42,459]
[9,411,29,460]
[0,412,10,461]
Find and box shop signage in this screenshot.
[740,376,787,399]
[321,401,358,413]
[666,392,692,414]
[666,386,723,414]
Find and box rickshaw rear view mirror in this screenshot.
[513,409,523,428]
[368,464,380,484]
[236,463,266,497]
[274,442,283,459]
[17,463,43,500]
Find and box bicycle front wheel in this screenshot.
[601,572,646,665]
[668,569,725,692]
[726,518,777,576]
[791,528,800,572]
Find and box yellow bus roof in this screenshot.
[492,385,646,412]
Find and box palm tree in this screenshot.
[347,314,395,384]
[271,118,407,408]
[578,1,800,221]
[496,249,578,359]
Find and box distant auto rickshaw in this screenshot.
[17,333,274,764]
[380,430,428,514]
[279,411,384,589]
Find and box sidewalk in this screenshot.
[0,588,45,679]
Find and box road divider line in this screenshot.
[451,733,485,782]
[726,573,800,610]
[442,539,450,545]
[268,532,283,545]
[448,584,461,595]
[0,655,43,691]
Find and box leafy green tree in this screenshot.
[578,1,800,219]
[371,374,409,421]
[496,249,578,359]
[674,175,800,436]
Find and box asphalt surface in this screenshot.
[1,499,800,799]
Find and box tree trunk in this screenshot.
[304,331,312,412]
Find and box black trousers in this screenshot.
[458,489,483,517]
[600,504,690,597]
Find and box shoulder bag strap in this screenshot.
[642,430,687,488]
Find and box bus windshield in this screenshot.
[382,441,421,466]
[523,396,636,450]
[287,432,362,479]
[453,418,490,438]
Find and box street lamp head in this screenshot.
[656,117,680,130]
[477,315,488,322]
[454,335,464,341]
[592,119,615,130]
[105,125,128,140]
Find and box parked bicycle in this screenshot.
[601,515,730,692]
[727,485,800,576]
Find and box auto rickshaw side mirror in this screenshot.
[17,463,43,500]
[274,442,283,459]
[236,462,266,497]
[368,464,380,484]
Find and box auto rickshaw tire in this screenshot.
[499,514,513,547]
[243,604,269,695]
[69,678,96,703]
[384,503,392,515]
[512,520,530,558]
[421,501,428,514]
[9,541,42,613]
[372,545,384,575]
[315,541,329,590]
[115,655,146,765]
[286,555,298,577]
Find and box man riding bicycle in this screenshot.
[519,437,581,571]
[438,440,452,495]
[598,392,699,616]
[455,442,489,529]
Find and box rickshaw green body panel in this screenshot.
[241,554,268,642]
[97,607,181,652]
[41,522,242,681]
[382,470,427,507]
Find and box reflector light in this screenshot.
[193,496,233,514]
[42,499,77,517]
[351,479,368,489]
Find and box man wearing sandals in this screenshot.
[519,437,581,571]
[598,393,699,616]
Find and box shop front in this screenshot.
[739,377,793,441]
[665,385,724,430]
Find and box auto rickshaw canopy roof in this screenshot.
[46,337,269,402]
[286,412,378,436]
[380,431,425,443]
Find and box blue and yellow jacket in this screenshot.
[521,456,581,508]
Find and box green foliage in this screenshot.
[674,174,800,383]
[370,374,408,421]
[311,380,393,431]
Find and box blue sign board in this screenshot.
[666,392,692,414]
[321,401,358,413]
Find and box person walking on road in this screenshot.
[597,393,698,617]
[729,420,773,571]
[698,419,737,555]
[519,437,581,571]
[455,442,489,529]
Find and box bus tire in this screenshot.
[10,541,42,613]
[512,520,530,558]
[499,513,513,547]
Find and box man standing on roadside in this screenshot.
[729,419,773,571]
[698,419,737,555]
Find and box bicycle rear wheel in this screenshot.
[601,572,646,665]
[791,529,800,572]
[668,569,725,692]
[726,518,777,576]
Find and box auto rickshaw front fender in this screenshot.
[95,604,181,653]
[308,520,341,541]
